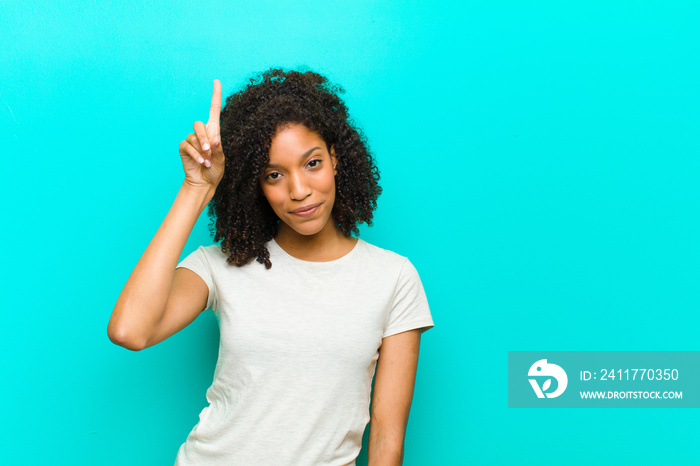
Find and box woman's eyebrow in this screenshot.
[266,147,321,168]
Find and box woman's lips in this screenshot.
[290,203,321,217]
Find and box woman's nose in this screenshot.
[289,173,311,201]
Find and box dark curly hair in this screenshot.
[208,68,382,269]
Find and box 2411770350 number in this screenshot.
[597,369,679,381]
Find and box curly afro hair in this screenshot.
[208,68,382,269]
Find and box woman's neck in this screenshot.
[274,222,357,262]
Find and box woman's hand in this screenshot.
[179,79,225,191]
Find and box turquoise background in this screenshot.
[1,0,698,464]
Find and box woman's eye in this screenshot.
[266,172,281,181]
[307,159,322,168]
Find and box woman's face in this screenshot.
[261,123,338,239]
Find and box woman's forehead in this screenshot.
[269,124,327,159]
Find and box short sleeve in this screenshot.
[176,246,218,312]
[383,259,434,338]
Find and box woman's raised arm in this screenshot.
[108,80,225,351]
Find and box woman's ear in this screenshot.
[331,145,338,175]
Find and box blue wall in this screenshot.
[1,1,699,464]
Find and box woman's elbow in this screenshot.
[107,319,148,351]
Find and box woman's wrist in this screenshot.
[180,180,217,213]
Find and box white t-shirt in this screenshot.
[174,238,434,465]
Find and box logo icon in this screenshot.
[528,359,568,398]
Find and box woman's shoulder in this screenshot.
[357,239,412,268]
[180,244,232,270]
[188,244,227,260]
[356,240,427,290]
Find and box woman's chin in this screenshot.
[279,217,332,239]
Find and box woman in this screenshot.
[108,69,434,465]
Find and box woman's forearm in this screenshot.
[367,433,404,466]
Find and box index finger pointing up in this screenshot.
[208,79,222,126]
